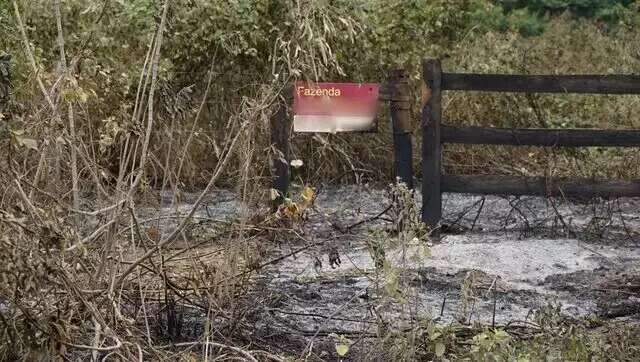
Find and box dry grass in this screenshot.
[439,19,640,180]
[0,0,354,360]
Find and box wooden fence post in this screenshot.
[0,54,10,114]
[270,92,291,210]
[390,69,413,189]
[422,59,442,229]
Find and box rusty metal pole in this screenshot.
[389,69,413,189]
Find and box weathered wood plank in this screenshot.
[442,175,640,198]
[422,59,442,227]
[442,73,640,94]
[441,126,640,147]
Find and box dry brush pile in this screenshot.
[0,0,358,360]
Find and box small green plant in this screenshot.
[457,271,479,324]
[470,329,514,360]
[363,182,438,360]
[329,333,352,358]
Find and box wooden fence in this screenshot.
[270,71,414,210]
[0,54,10,114]
[421,58,640,229]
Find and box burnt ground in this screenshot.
[141,185,640,359]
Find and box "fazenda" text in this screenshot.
[297,86,342,97]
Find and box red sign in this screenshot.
[293,82,380,133]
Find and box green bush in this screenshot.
[499,0,638,31]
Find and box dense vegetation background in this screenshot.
[1,0,639,194]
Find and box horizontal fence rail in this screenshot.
[442,175,640,198]
[421,58,640,231]
[442,73,640,94]
[441,126,640,147]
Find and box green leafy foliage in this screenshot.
[471,329,514,360]
[500,0,635,19]
[497,0,639,36]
